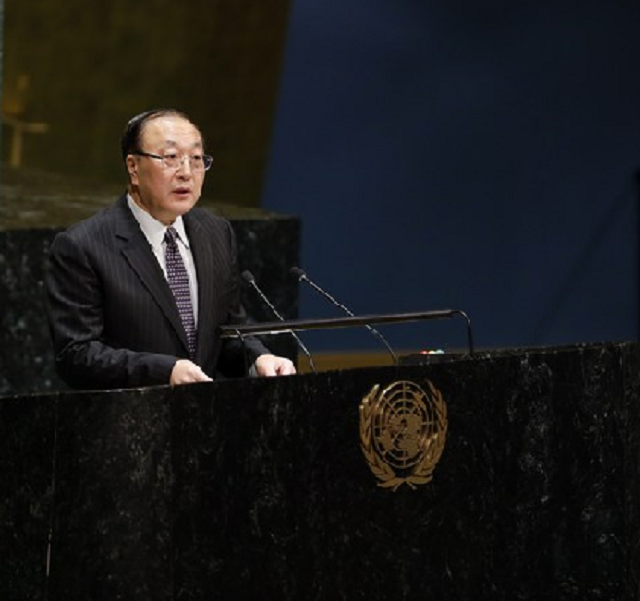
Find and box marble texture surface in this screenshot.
[1,342,638,600]
[0,393,56,600]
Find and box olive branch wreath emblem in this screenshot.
[359,380,448,491]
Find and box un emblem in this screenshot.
[359,380,448,490]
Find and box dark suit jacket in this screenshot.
[45,195,268,389]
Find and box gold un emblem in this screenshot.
[359,380,448,491]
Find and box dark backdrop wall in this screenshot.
[263,0,640,352]
[2,0,291,208]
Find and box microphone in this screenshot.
[290,267,398,365]
[241,270,317,373]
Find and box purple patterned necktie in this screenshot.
[164,226,197,358]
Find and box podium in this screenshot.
[1,341,638,600]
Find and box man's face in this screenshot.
[127,115,206,225]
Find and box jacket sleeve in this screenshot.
[45,231,177,389]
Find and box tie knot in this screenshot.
[164,226,178,246]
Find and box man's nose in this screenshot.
[176,156,193,176]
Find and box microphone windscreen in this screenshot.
[241,270,255,284]
[290,266,306,280]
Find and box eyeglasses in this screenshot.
[132,150,213,171]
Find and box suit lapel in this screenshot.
[113,196,190,354]
[185,212,216,365]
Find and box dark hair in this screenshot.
[120,108,193,162]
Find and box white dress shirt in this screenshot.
[127,195,199,325]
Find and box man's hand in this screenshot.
[254,354,297,377]
[170,359,213,385]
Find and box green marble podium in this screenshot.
[1,342,638,600]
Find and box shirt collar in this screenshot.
[127,194,190,249]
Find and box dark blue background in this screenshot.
[263,0,639,352]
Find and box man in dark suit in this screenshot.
[45,108,295,389]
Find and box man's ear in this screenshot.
[126,155,139,185]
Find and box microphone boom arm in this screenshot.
[241,270,318,373]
